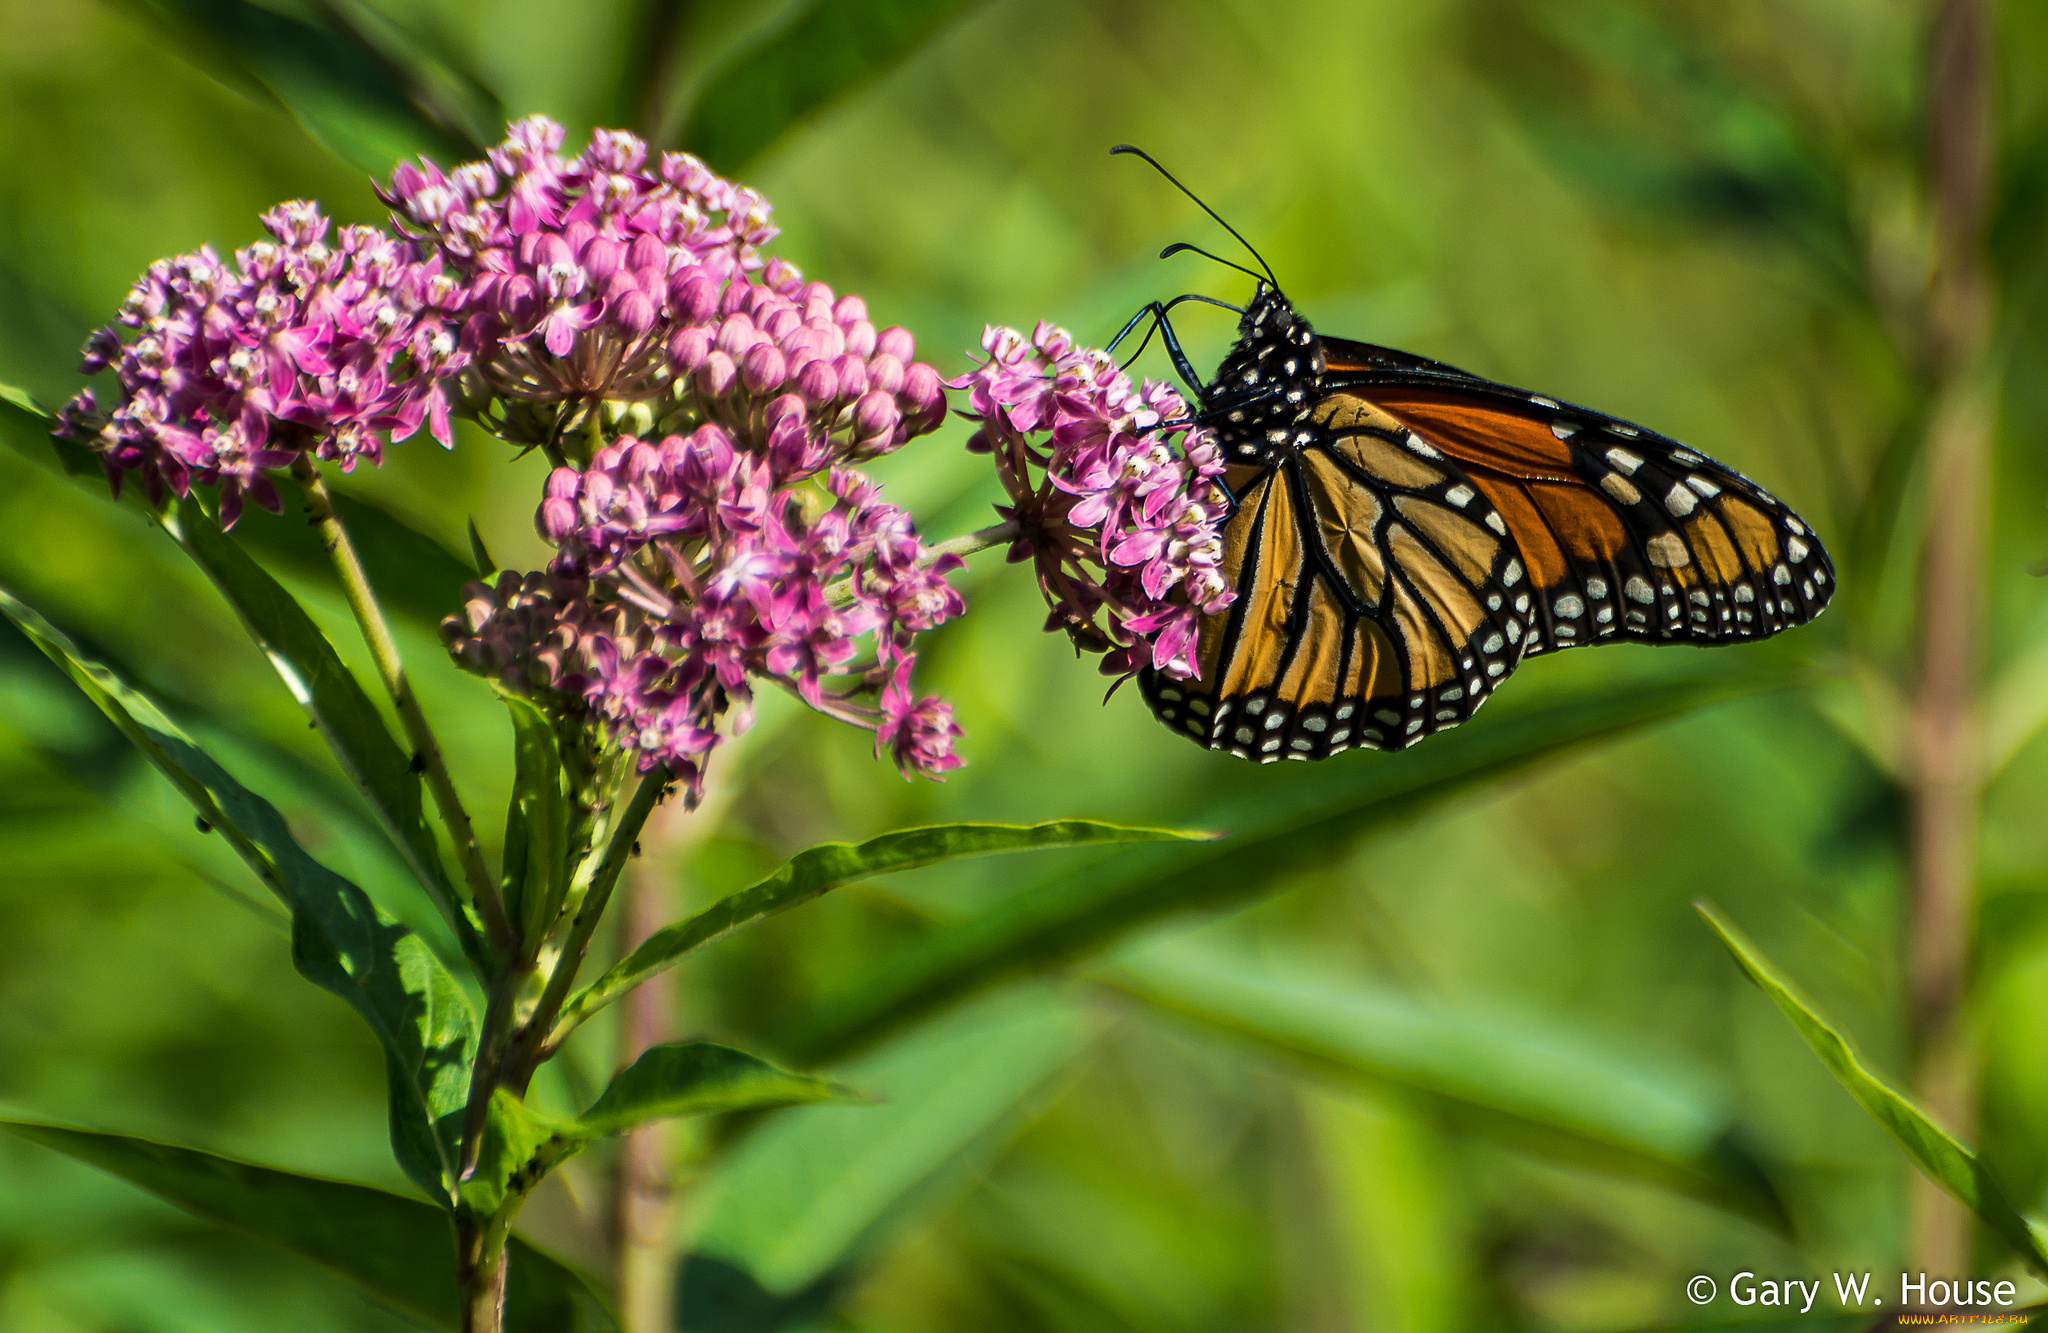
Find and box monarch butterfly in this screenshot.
[1111,148,1834,762]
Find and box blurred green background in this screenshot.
[2,0,2046,1329]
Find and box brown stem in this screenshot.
[291,455,515,958]
[1906,0,1995,1277]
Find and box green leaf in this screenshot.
[457,1090,575,1220]
[109,0,485,173]
[688,988,1091,1298]
[0,1116,615,1332]
[0,381,98,479]
[1697,902,2048,1273]
[467,517,496,577]
[684,0,983,170]
[555,819,1208,1041]
[788,669,1790,1062]
[231,482,478,628]
[0,588,477,1206]
[162,496,471,960]
[501,697,570,943]
[575,1042,852,1138]
[1112,940,1785,1227]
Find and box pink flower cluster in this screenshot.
[65,113,965,785]
[447,426,963,786]
[958,322,1234,680]
[59,203,465,525]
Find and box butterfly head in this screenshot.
[1204,285,1325,464]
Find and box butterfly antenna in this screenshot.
[1111,144,1279,290]
[1160,242,1266,287]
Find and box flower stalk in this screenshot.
[292,453,515,956]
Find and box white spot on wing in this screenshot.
[1646,533,1691,568]
[1606,447,1643,474]
[1664,484,1697,517]
[1625,576,1655,605]
[1445,484,1475,508]
[1602,473,1642,504]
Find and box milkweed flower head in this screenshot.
[57,202,468,526]
[416,127,962,791]
[61,113,963,790]
[956,321,1234,681]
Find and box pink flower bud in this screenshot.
[854,389,900,439]
[765,393,808,430]
[877,326,915,361]
[809,320,846,358]
[720,275,754,316]
[696,350,737,397]
[716,313,760,358]
[670,269,719,323]
[494,275,539,326]
[762,256,802,293]
[866,352,906,395]
[581,236,625,282]
[741,343,787,395]
[626,234,666,275]
[612,290,656,336]
[796,358,840,405]
[843,320,876,358]
[832,354,869,398]
[901,362,945,430]
[535,233,575,270]
[834,294,868,325]
[669,325,712,372]
[763,306,800,341]
[799,280,835,316]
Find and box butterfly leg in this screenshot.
[1106,300,1208,400]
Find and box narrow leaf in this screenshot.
[789,669,1789,1061]
[0,380,98,479]
[0,1116,615,1332]
[1697,902,2048,1273]
[1113,941,1784,1226]
[688,989,1090,1298]
[232,483,477,627]
[555,819,1208,1040]
[467,516,496,577]
[164,496,468,960]
[0,589,477,1205]
[575,1042,852,1138]
[502,696,570,942]
[684,0,982,170]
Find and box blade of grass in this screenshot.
[1697,901,2048,1274]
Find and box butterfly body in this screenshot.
[1139,285,1833,761]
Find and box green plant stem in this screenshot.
[507,771,669,1083]
[291,454,515,959]
[456,1208,510,1333]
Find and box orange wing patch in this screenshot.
[1370,387,1576,475]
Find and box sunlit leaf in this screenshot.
[686,988,1092,1300]
[789,669,1791,1061]
[0,1116,615,1332]
[164,497,471,958]
[1114,940,1785,1226]
[684,0,984,170]
[0,589,477,1206]
[574,1042,853,1138]
[554,819,1209,1042]
[1697,902,2048,1273]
